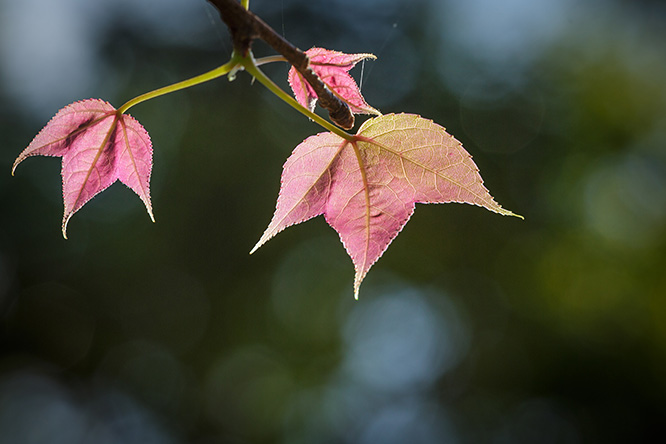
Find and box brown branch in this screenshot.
[207,0,354,129]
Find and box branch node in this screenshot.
[208,0,354,129]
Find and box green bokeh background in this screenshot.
[1,0,665,442]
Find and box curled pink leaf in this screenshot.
[288,47,381,117]
[252,113,522,299]
[13,98,154,238]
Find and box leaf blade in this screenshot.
[13,99,116,174]
[60,113,119,237]
[13,98,155,238]
[254,113,521,298]
[288,47,380,117]
[115,115,154,222]
[251,132,346,253]
[357,113,522,216]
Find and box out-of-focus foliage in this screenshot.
[1,0,665,443]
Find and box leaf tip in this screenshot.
[62,214,71,240]
[147,207,156,223]
[11,156,24,176]
[249,239,264,255]
[500,208,524,220]
[250,227,278,255]
[353,272,364,300]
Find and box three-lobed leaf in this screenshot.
[12,99,153,238]
[252,113,521,298]
[288,47,381,116]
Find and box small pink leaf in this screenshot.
[252,113,521,298]
[288,47,381,117]
[13,99,154,238]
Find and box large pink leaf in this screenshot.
[251,113,521,298]
[12,99,153,238]
[288,47,380,116]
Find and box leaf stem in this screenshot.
[241,54,354,141]
[207,0,353,128]
[254,55,287,66]
[114,48,350,140]
[118,56,241,114]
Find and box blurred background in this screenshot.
[1,0,665,442]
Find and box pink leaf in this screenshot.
[12,99,154,238]
[288,47,381,117]
[251,113,521,298]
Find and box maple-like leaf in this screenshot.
[289,47,381,116]
[251,113,522,298]
[12,99,154,238]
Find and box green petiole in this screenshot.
[254,55,287,66]
[117,55,242,114]
[241,53,354,141]
[117,49,352,141]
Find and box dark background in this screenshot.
[1,0,666,442]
